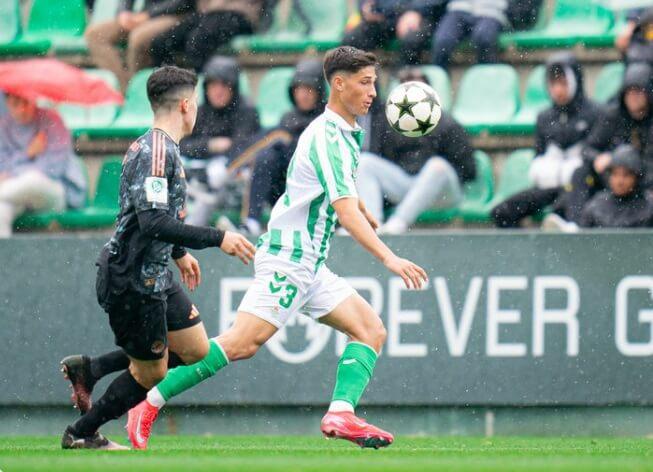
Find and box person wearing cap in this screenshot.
[180,56,260,226]
[492,52,601,228]
[237,58,327,236]
[559,62,653,225]
[579,144,653,228]
[357,66,475,234]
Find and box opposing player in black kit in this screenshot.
[60,66,255,449]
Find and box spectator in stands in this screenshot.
[85,0,193,91]
[492,52,601,228]
[342,1,447,65]
[616,8,645,54]
[0,95,86,237]
[558,62,653,226]
[238,59,326,236]
[431,0,508,70]
[580,144,653,228]
[624,9,653,67]
[506,0,542,32]
[151,0,266,72]
[181,56,260,226]
[357,66,475,234]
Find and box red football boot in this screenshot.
[320,411,394,449]
[126,400,160,450]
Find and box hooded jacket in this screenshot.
[277,59,326,143]
[369,92,476,182]
[580,145,653,228]
[534,52,601,156]
[582,62,653,173]
[180,56,260,161]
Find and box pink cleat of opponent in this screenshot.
[126,400,160,450]
[320,411,394,449]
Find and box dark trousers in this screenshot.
[246,143,292,222]
[491,187,561,228]
[151,11,253,71]
[342,20,434,65]
[431,11,503,69]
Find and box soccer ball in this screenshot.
[385,81,442,138]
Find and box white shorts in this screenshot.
[238,252,356,328]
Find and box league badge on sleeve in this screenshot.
[145,176,168,205]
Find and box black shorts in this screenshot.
[103,282,202,361]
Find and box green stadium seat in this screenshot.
[508,66,550,134]
[58,157,122,228]
[387,66,452,112]
[89,69,153,138]
[416,151,494,224]
[7,0,87,56]
[256,67,295,129]
[460,151,495,222]
[452,65,520,134]
[58,70,121,136]
[486,149,534,212]
[593,62,624,104]
[232,0,347,53]
[501,0,614,49]
[0,0,50,56]
[53,0,122,54]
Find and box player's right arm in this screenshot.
[127,144,254,263]
[333,197,427,290]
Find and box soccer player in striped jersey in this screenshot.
[127,47,428,450]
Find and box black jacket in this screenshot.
[534,52,601,155]
[580,190,653,228]
[582,63,653,168]
[369,105,476,182]
[180,93,260,161]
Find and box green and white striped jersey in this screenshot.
[257,107,364,272]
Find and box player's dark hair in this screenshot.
[323,46,378,83]
[146,66,198,113]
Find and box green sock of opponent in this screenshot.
[329,342,378,412]
[147,339,229,407]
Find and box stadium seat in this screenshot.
[501,0,614,49]
[256,67,295,129]
[232,0,348,53]
[5,0,87,56]
[593,62,624,104]
[58,157,122,229]
[387,66,452,112]
[452,65,520,134]
[58,69,121,136]
[416,151,494,224]
[53,0,122,54]
[90,69,153,138]
[507,66,550,134]
[0,0,50,56]
[482,149,535,218]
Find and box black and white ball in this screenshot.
[385,81,442,138]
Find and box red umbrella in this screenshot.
[0,58,123,105]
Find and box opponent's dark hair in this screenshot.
[323,46,378,83]
[146,66,198,113]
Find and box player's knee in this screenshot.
[180,341,210,364]
[131,362,168,388]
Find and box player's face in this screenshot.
[341,66,377,117]
[181,90,199,136]
[609,166,637,197]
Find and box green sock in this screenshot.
[330,342,378,409]
[155,339,229,402]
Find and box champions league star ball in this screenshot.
[385,81,442,138]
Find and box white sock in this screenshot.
[328,400,354,413]
[146,387,166,409]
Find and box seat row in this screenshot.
[58,61,626,140]
[0,0,627,57]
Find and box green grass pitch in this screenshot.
[1,436,652,471]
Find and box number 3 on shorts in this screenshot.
[268,272,298,309]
